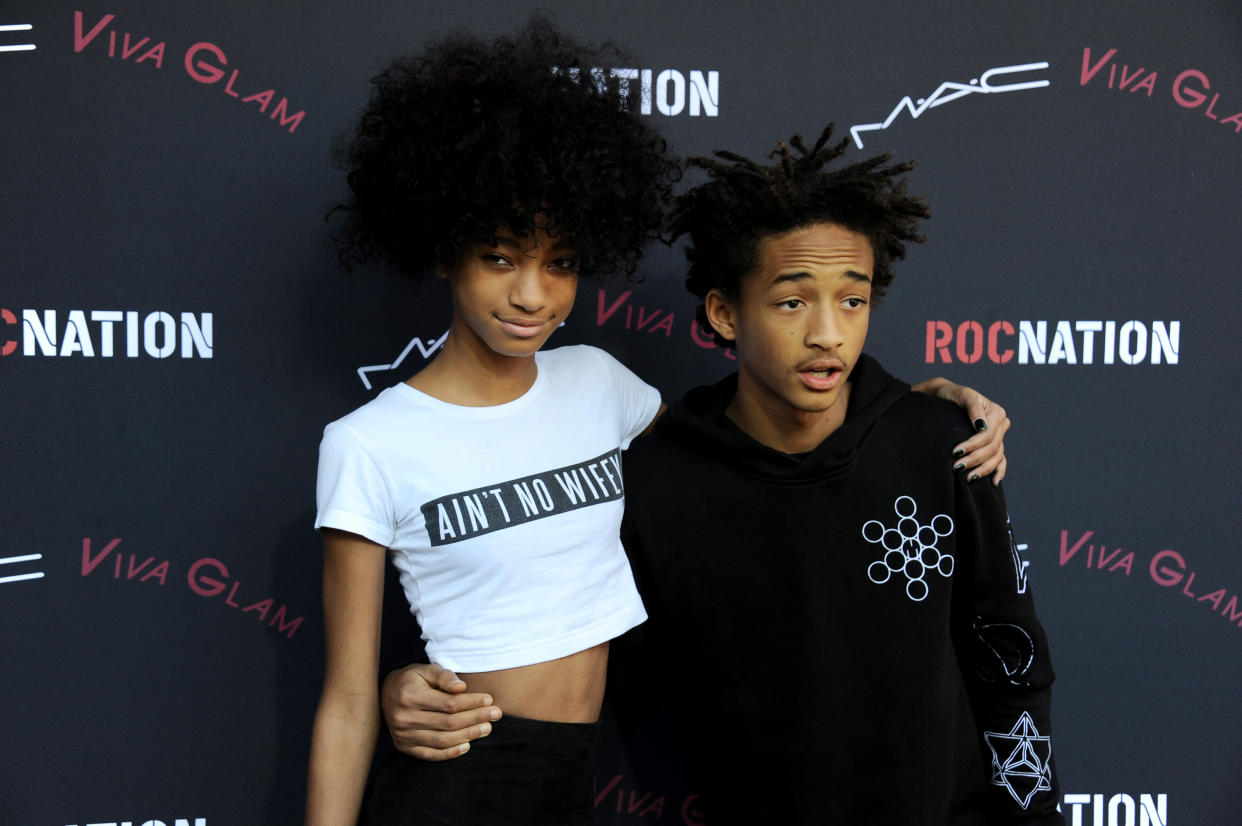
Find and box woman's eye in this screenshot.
[481,253,510,266]
[551,258,579,273]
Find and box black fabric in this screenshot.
[618,354,1063,825]
[360,715,600,826]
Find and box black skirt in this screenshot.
[360,714,601,826]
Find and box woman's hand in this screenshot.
[911,378,1011,485]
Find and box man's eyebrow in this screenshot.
[769,269,872,286]
[770,271,813,286]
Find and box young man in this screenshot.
[380,127,1059,824]
[612,128,1061,824]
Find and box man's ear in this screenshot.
[703,288,737,344]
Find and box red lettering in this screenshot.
[1204,93,1221,120]
[184,41,227,84]
[243,597,273,620]
[1221,111,1242,133]
[225,579,242,607]
[136,42,165,67]
[80,537,122,576]
[690,319,717,349]
[987,320,1014,363]
[119,33,149,61]
[1198,589,1226,611]
[1118,65,1146,90]
[1181,571,1197,598]
[594,774,624,807]
[650,313,674,337]
[681,793,706,826]
[626,791,652,814]
[143,560,170,585]
[1149,549,1186,587]
[126,555,155,580]
[269,97,305,133]
[223,68,242,98]
[1172,69,1209,108]
[1,308,16,356]
[1058,530,1093,566]
[187,557,229,596]
[1079,47,1117,86]
[596,290,631,326]
[1095,546,1123,569]
[1131,71,1157,96]
[243,88,275,112]
[636,306,662,331]
[73,12,115,53]
[955,320,983,364]
[268,604,303,638]
[925,320,952,363]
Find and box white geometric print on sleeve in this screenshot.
[862,495,954,602]
[984,711,1054,809]
[1006,513,1031,595]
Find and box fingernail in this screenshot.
[458,742,471,755]
[482,695,493,706]
[954,463,965,472]
[968,472,979,482]
[974,418,987,431]
[952,448,965,458]
[478,722,492,737]
[488,708,501,720]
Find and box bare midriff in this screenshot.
[458,641,609,723]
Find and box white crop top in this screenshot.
[315,345,660,672]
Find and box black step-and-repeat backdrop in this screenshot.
[3,3,1239,824]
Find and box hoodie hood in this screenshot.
[662,353,909,485]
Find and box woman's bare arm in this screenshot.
[305,529,387,826]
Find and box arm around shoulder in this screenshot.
[305,529,388,826]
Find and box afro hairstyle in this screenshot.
[670,124,931,346]
[333,16,679,282]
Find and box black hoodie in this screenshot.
[619,354,1062,825]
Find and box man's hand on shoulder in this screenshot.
[380,663,502,761]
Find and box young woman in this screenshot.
[306,19,1009,826]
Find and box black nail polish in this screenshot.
[974,418,987,431]
[952,448,965,459]
[968,472,979,483]
[954,463,965,472]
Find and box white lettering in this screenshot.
[688,70,718,116]
[22,309,56,356]
[1018,320,1046,364]
[144,311,176,358]
[180,312,213,358]
[656,69,685,116]
[92,310,123,357]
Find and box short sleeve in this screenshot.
[314,421,397,547]
[590,348,662,449]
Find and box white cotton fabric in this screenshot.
[315,345,659,672]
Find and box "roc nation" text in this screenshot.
[925,320,1179,365]
[2,308,212,359]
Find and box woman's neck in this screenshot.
[406,324,540,406]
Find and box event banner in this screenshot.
[2,2,1238,824]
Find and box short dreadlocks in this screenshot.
[670,124,930,346]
